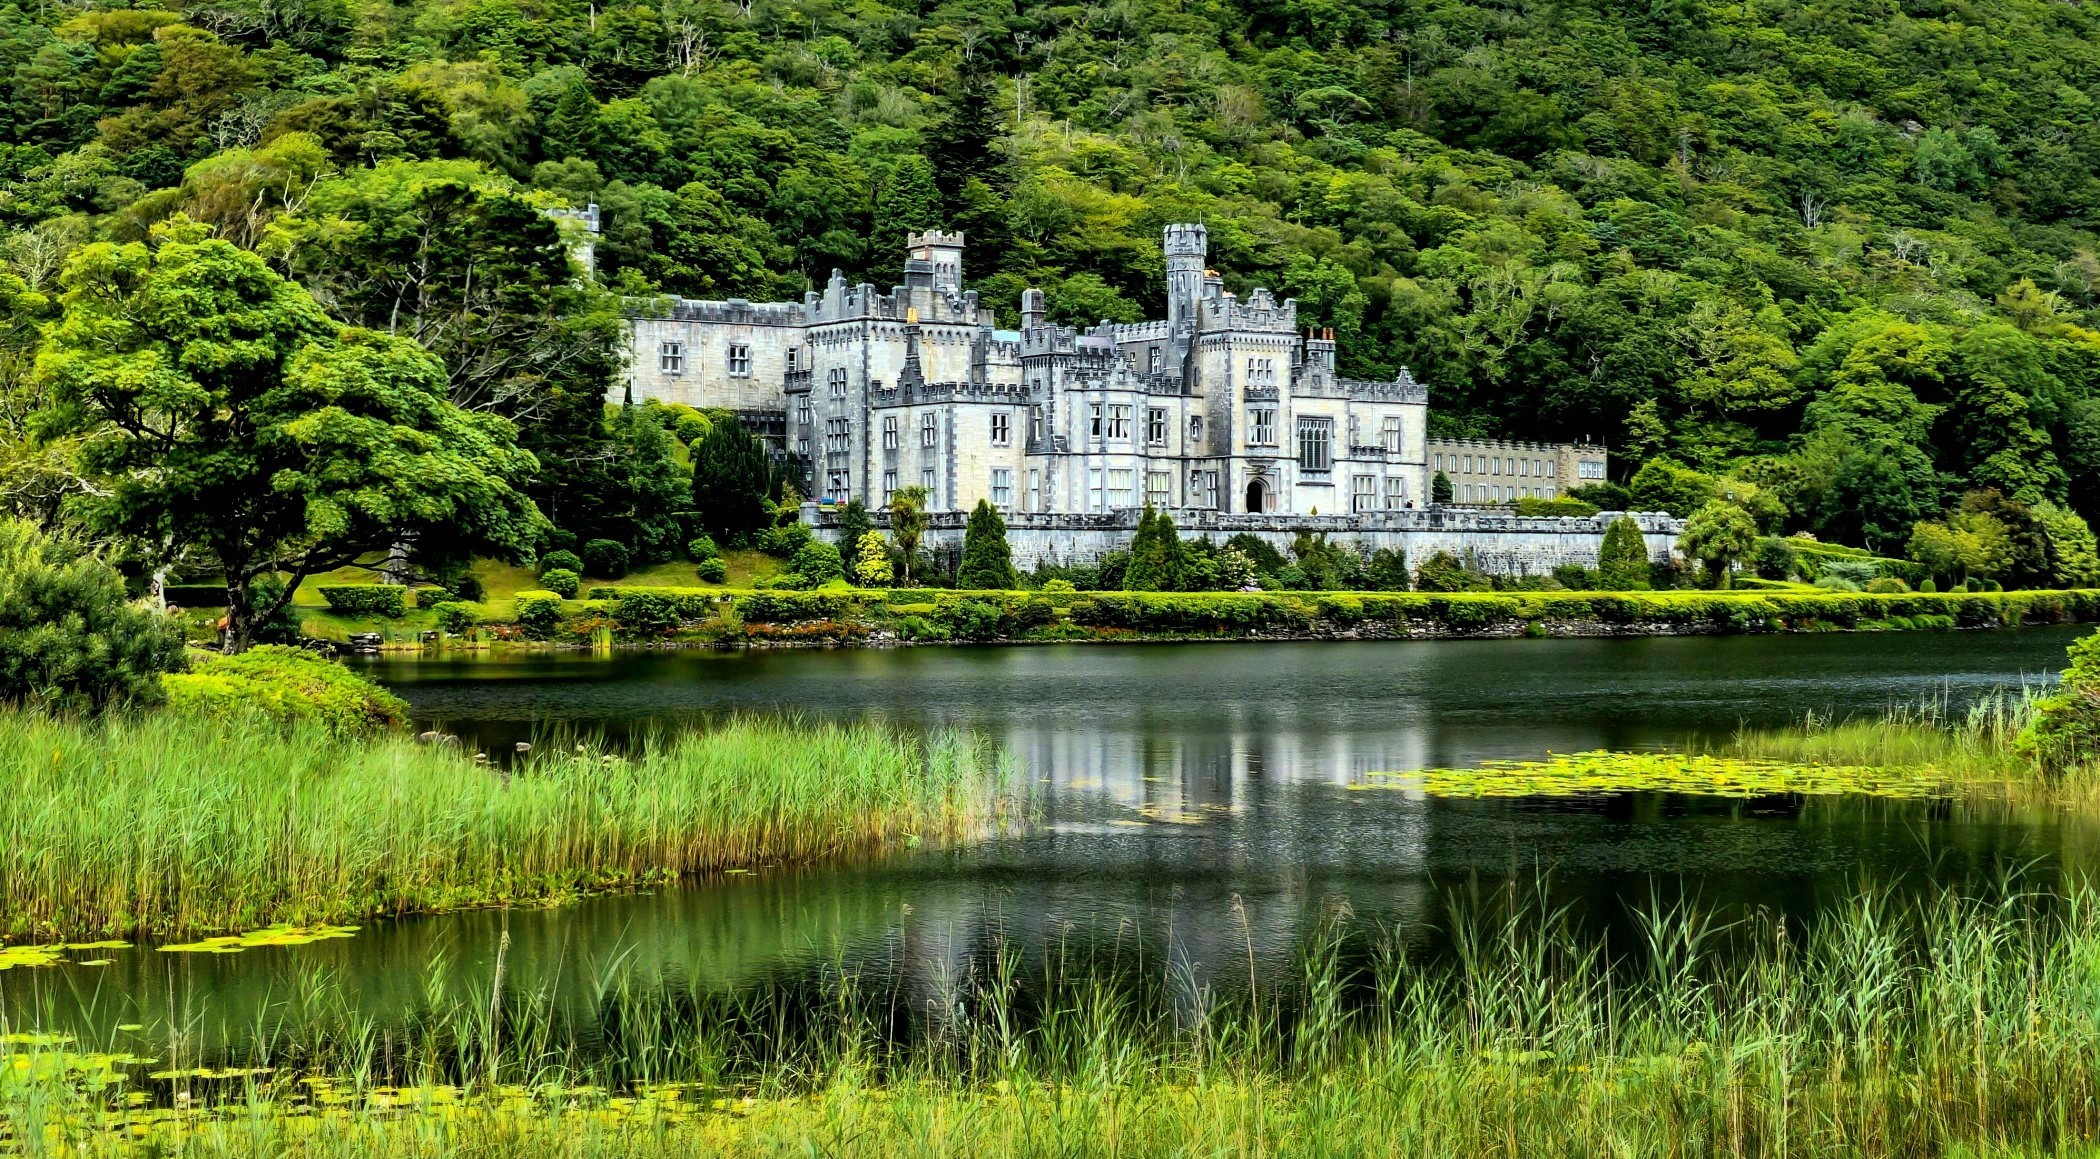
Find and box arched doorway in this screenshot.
[1245,477,1268,513]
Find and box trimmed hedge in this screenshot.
[317,585,407,618]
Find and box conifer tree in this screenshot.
[957,499,1016,589]
[1596,516,1653,590]
[1124,505,1185,591]
[690,417,773,547]
[1432,472,1454,504]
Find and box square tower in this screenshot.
[907,230,966,292]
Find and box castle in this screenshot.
[621,224,1605,521]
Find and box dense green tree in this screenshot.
[1124,506,1185,592]
[689,417,771,547]
[1678,501,1758,588]
[1431,472,1454,505]
[957,499,1016,590]
[1596,517,1652,590]
[34,221,542,651]
[886,485,928,585]
[0,516,184,711]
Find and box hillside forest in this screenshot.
[4,0,2100,594]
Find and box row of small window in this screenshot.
[658,341,754,377]
[800,410,1025,450]
[1434,452,1556,478]
[1350,477,1413,511]
[1460,484,1558,503]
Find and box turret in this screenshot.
[907,230,966,292]
[1163,223,1207,337]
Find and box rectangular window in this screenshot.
[1547,460,1558,478]
[1147,407,1167,446]
[1579,460,1604,480]
[1147,470,1171,507]
[658,341,684,374]
[922,466,936,493]
[1384,477,1406,509]
[823,418,852,453]
[1108,469,1135,507]
[828,368,847,398]
[1381,417,1403,453]
[883,470,897,500]
[1463,455,1473,473]
[1089,467,1104,511]
[882,415,898,450]
[1250,409,1276,446]
[797,437,810,457]
[992,468,1013,507]
[797,399,812,428]
[1352,475,1374,512]
[920,414,938,448]
[1089,403,1103,438]
[826,471,849,501]
[1297,418,1333,473]
[727,343,752,377]
[786,348,797,373]
[991,412,1011,446]
[1107,405,1131,439]
[1148,347,1160,373]
[1027,468,1040,512]
[1029,407,1044,443]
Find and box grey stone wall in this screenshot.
[806,504,1683,577]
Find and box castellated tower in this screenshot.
[908,230,966,292]
[1163,223,1207,336]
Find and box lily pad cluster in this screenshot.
[1363,751,1946,799]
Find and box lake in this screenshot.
[7,628,2092,1056]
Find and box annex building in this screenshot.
[622,224,1604,521]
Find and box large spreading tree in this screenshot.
[34,219,545,651]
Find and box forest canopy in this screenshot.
[4,0,2100,565]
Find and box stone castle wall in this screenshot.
[807,505,1684,576]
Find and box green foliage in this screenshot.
[1224,534,1288,578]
[1597,517,1653,591]
[1123,505,1183,592]
[1431,472,1454,505]
[854,531,893,586]
[1679,502,1759,588]
[162,646,408,736]
[1754,539,1796,581]
[0,517,184,713]
[791,540,846,585]
[1628,459,1716,518]
[514,590,564,637]
[690,417,772,547]
[1366,548,1411,592]
[316,585,408,618]
[537,567,581,598]
[431,601,477,635]
[958,500,1017,590]
[694,557,729,583]
[1516,496,1600,517]
[33,222,542,652]
[886,486,930,585]
[538,549,583,577]
[2020,630,2100,776]
[686,536,720,563]
[1413,551,1484,593]
[581,539,630,578]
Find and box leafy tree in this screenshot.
[886,485,928,585]
[35,221,542,652]
[957,499,1016,590]
[1816,452,1921,557]
[1366,547,1410,591]
[2037,503,2100,588]
[1431,471,1454,505]
[1627,459,1716,517]
[836,499,871,554]
[854,530,893,585]
[790,539,845,585]
[0,516,184,712]
[1413,550,1482,592]
[1124,505,1184,592]
[690,416,772,547]
[1678,501,1759,588]
[581,538,629,578]
[1596,516,1652,590]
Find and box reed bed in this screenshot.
[9,878,2100,1157]
[0,711,1002,943]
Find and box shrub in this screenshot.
[934,597,1007,640]
[1919,578,1938,592]
[538,549,583,577]
[161,646,407,735]
[318,585,408,618]
[2021,630,2100,775]
[537,568,581,598]
[735,591,849,623]
[446,573,485,602]
[1414,551,1481,593]
[431,602,477,635]
[515,591,565,637]
[582,539,630,579]
[854,531,894,586]
[1597,517,1652,590]
[1365,547,1411,592]
[687,535,720,562]
[1042,578,1077,594]
[791,540,847,585]
[1754,538,1796,581]
[1865,577,1911,593]
[959,500,1019,590]
[758,522,814,559]
[613,591,681,637]
[0,518,185,712]
[695,557,729,583]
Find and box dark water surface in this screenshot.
[7,630,2094,1052]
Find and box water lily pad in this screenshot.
[159,926,359,954]
[1363,751,1945,800]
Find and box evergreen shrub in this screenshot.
[0,518,185,712]
[538,550,583,577]
[582,539,630,578]
[162,646,407,735]
[515,591,565,637]
[695,558,728,583]
[538,568,581,598]
[318,585,408,618]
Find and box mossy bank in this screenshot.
[306,585,2100,649]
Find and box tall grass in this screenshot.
[9,878,2100,1156]
[0,711,1003,942]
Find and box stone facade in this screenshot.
[1425,438,1608,505]
[622,225,1432,518]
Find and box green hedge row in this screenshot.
[316,585,407,618]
